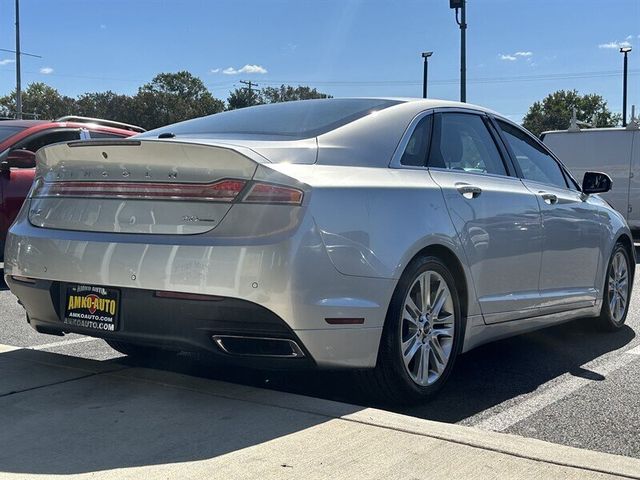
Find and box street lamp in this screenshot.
[449,0,466,102]
[620,46,632,127]
[421,51,433,99]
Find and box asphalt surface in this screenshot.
[2,254,640,459]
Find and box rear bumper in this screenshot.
[4,215,394,368]
[8,276,317,369]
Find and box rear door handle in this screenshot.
[456,184,482,199]
[539,192,558,204]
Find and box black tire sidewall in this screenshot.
[379,255,464,400]
[601,244,632,329]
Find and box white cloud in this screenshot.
[100,24,106,29]
[0,59,15,66]
[500,54,517,61]
[210,68,220,73]
[514,51,533,57]
[626,35,634,40]
[222,64,268,75]
[39,67,53,74]
[599,40,632,49]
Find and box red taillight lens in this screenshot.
[243,182,304,205]
[36,179,247,202]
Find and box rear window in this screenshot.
[141,99,403,138]
[0,125,26,143]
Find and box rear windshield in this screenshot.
[140,99,403,138]
[0,125,26,143]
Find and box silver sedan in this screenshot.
[3,98,634,403]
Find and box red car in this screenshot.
[0,116,144,262]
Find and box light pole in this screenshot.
[449,0,466,102]
[15,0,21,119]
[620,46,632,127]
[421,51,433,98]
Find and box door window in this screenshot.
[497,120,568,188]
[428,113,507,176]
[18,130,81,153]
[400,115,433,167]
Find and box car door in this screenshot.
[495,119,604,311]
[427,111,544,323]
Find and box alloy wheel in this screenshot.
[400,270,456,386]
[608,250,629,323]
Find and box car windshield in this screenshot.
[0,125,26,143]
[140,99,402,138]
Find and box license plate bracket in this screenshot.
[63,284,120,332]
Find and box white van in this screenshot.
[543,125,640,231]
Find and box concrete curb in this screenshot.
[108,366,640,479]
[3,347,640,478]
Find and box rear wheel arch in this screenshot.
[401,244,469,321]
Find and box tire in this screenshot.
[105,339,176,360]
[360,255,464,404]
[596,243,632,331]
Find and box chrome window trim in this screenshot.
[389,107,517,181]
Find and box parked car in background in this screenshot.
[0,116,144,261]
[3,99,634,403]
[542,124,640,234]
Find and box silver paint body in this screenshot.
[3,99,633,368]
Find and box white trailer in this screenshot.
[542,122,640,232]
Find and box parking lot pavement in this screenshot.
[2,262,640,461]
[1,347,639,480]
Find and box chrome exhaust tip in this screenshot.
[212,335,305,358]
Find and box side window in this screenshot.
[88,131,128,139]
[19,130,81,153]
[497,120,568,188]
[428,113,507,176]
[400,115,432,167]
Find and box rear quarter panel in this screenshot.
[269,163,482,317]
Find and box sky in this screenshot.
[0,0,638,123]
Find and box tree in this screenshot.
[522,90,620,136]
[261,84,332,103]
[75,91,137,125]
[0,82,76,119]
[133,71,224,129]
[226,87,263,110]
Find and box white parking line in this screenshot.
[474,345,640,432]
[29,337,98,351]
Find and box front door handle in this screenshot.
[539,192,558,205]
[456,184,482,199]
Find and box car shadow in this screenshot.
[120,315,635,424]
[0,348,362,475]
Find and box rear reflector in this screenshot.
[243,182,304,205]
[36,179,247,202]
[154,290,224,301]
[325,318,365,325]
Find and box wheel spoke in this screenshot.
[419,272,431,313]
[402,335,421,367]
[417,344,430,384]
[431,283,448,318]
[405,297,421,323]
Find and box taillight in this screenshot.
[243,182,304,205]
[35,179,247,202]
[34,179,303,205]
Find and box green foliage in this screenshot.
[134,71,224,129]
[226,87,264,110]
[261,84,332,103]
[522,90,621,136]
[0,82,75,120]
[0,74,332,128]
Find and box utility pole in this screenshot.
[239,80,258,96]
[449,0,467,102]
[15,0,22,119]
[620,47,632,127]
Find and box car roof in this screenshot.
[0,119,50,127]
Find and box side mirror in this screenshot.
[582,171,612,194]
[6,149,36,169]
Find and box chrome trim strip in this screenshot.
[212,335,305,358]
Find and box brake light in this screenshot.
[36,179,247,202]
[243,182,304,205]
